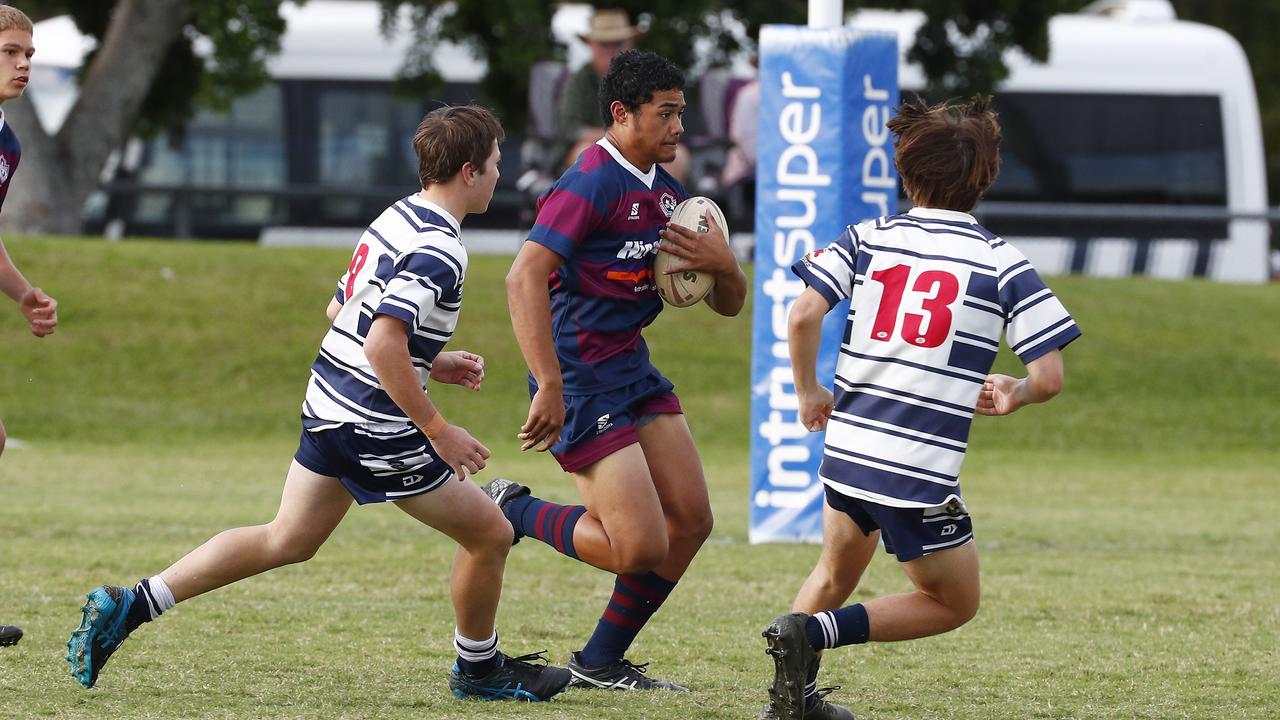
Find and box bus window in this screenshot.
[990,92,1227,206]
[139,84,287,189]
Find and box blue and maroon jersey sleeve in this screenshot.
[0,123,22,214]
[528,159,615,260]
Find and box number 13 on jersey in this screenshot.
[867,263,962,348]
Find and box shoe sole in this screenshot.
[66,596,102,687]
[763,617,812,720]
[0,634,20,647]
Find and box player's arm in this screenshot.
[658,212,747,316]
[506,241,566,452]
[325,297,341,322]
[364,314,490,479]
[788,287,835,432]
[0,238,57,337]
[976,348,1064,417]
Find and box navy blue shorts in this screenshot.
[294,420,454,504]
[544,370,682,473]
[824,486,974,563]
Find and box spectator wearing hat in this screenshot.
[556,8,689,182]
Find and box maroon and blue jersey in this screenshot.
[0,110,22,213]
[528,138,688,394]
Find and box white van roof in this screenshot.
[270,0,486,81]
[31,0,491,82]
[849,2,1253,95]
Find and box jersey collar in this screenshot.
[597,136,656,189]
[907,206,978,224]
[407,193,461,236]
[0,108,6,134]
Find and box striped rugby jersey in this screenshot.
[527,137,688,394]
[302,194,465,425]
[792,207,1081,508]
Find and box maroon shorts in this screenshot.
[549,370,682,473]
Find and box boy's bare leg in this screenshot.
[864,541,980,641]
[792,503,879,614]
[394,478,513,640]
[638,413,714,580]
[568,443,670,574]
[557,413,714,578]
[160,461,354,602]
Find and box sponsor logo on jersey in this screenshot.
[659,193,677,217]
[0,156,9,186]
[616,239,659,260]
[628,202,641,220]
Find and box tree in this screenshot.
[4,0,1065,235]
[2,0,287,235]
[383,1,1068,129]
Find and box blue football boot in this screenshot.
[67,585,135,688]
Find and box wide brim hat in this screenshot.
[578,9,644,43]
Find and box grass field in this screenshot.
[1,235,1277,719]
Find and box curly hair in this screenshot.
[599,50,685,127]
[886,96,1001,211]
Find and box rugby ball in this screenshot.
[654,196,728,307]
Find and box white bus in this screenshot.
[850,0,1270,282]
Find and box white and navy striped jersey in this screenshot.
[792,207,1081,508]
[302,194,466,425]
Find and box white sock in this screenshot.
[146,575,176,616]
[453,627,498,664]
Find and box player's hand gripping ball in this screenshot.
[654,196,728,307]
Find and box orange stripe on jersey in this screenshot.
[606,269,654,284]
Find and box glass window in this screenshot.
[139,84,286,189]
[316,86,422,188]
[988,92,1227,206]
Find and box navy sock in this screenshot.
[505,493,586,560]
[578,572,678,668]
[806,604,870,650]
[124,578,172,633]
[456,654,499,678]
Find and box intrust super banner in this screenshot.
[749,26,898,543]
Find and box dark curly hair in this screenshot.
[886,96,1001,211]
[599,49,686,127]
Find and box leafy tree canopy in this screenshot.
[378,0,1069,129]
[15,0,287,139]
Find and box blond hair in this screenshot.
[0,6,34,34]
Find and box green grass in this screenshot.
[1,235,1277,719]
